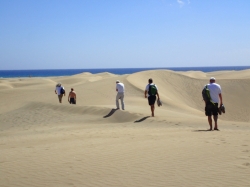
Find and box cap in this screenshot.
[210,77,216,81]
[116,80,120,83]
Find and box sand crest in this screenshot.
[1,70,250,187]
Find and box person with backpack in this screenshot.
[202,77,223,131]
[55,83,65,103]
[144,78,160,117]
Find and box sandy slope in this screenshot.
[1,69,250,187]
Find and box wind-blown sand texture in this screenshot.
[1,69,250,187]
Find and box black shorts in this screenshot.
[148,95,156,105]
[205,102,218,116]
[69,98,76,104]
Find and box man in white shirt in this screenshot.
[204,77,223,131]
[116,80,125,110]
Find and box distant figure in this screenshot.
[55,83,65,103]
[116,80,125,110]
[203,77,223,131]
[144,78,160,117]
[68,88,76,104]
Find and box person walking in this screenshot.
[55,83,65,103]
[144,78,160,117]
[68,88,76,104]
[203,77,223,131]
[116,80,125,110]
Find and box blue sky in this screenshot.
[0,0,250,70]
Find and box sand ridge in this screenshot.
[1,69,250,187]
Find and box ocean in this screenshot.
[0,66,250,78]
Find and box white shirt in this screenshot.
[55,86,63,95]
[205,83,221,103]
[116,82,125,93]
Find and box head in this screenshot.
[71,88,74,91]
[116,80,120,84]
[56,83,61,87]
[148,78,153,84]
[210,77,216,83]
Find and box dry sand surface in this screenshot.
[1,69,250,187]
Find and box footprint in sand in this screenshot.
[242,150,250,153]
[242,162,250,167]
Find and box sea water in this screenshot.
[0,66,250,78]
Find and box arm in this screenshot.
[55,90,57,94]
[219,93,223,106]
[156,85,160,99]
[144,90,147,98]
[156,92,160,100]
[145,84,149,98]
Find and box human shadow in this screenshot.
[134,116,150,123]
[193,129,213,132]
[103,108,119,118]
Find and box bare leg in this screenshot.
[207,116,212,130]
[150,105,155,117]
[213,115,218,130]
[58,94,63,103]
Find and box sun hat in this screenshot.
[116,80,120,83]
[210,77,216,81]
[56,83,61,87]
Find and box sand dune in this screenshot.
[1,69,250,187]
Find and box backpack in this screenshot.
[60,87,65,95]
[148,84,157,96]
[202,85,212,103]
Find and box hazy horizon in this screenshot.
[1,65,250,72]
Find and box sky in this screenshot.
[0,0,250,70]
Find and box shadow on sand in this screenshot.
[103,108,119,118]
[134,116,150,123]
[193,129,214,132]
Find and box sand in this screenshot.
[1,69,250,187]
